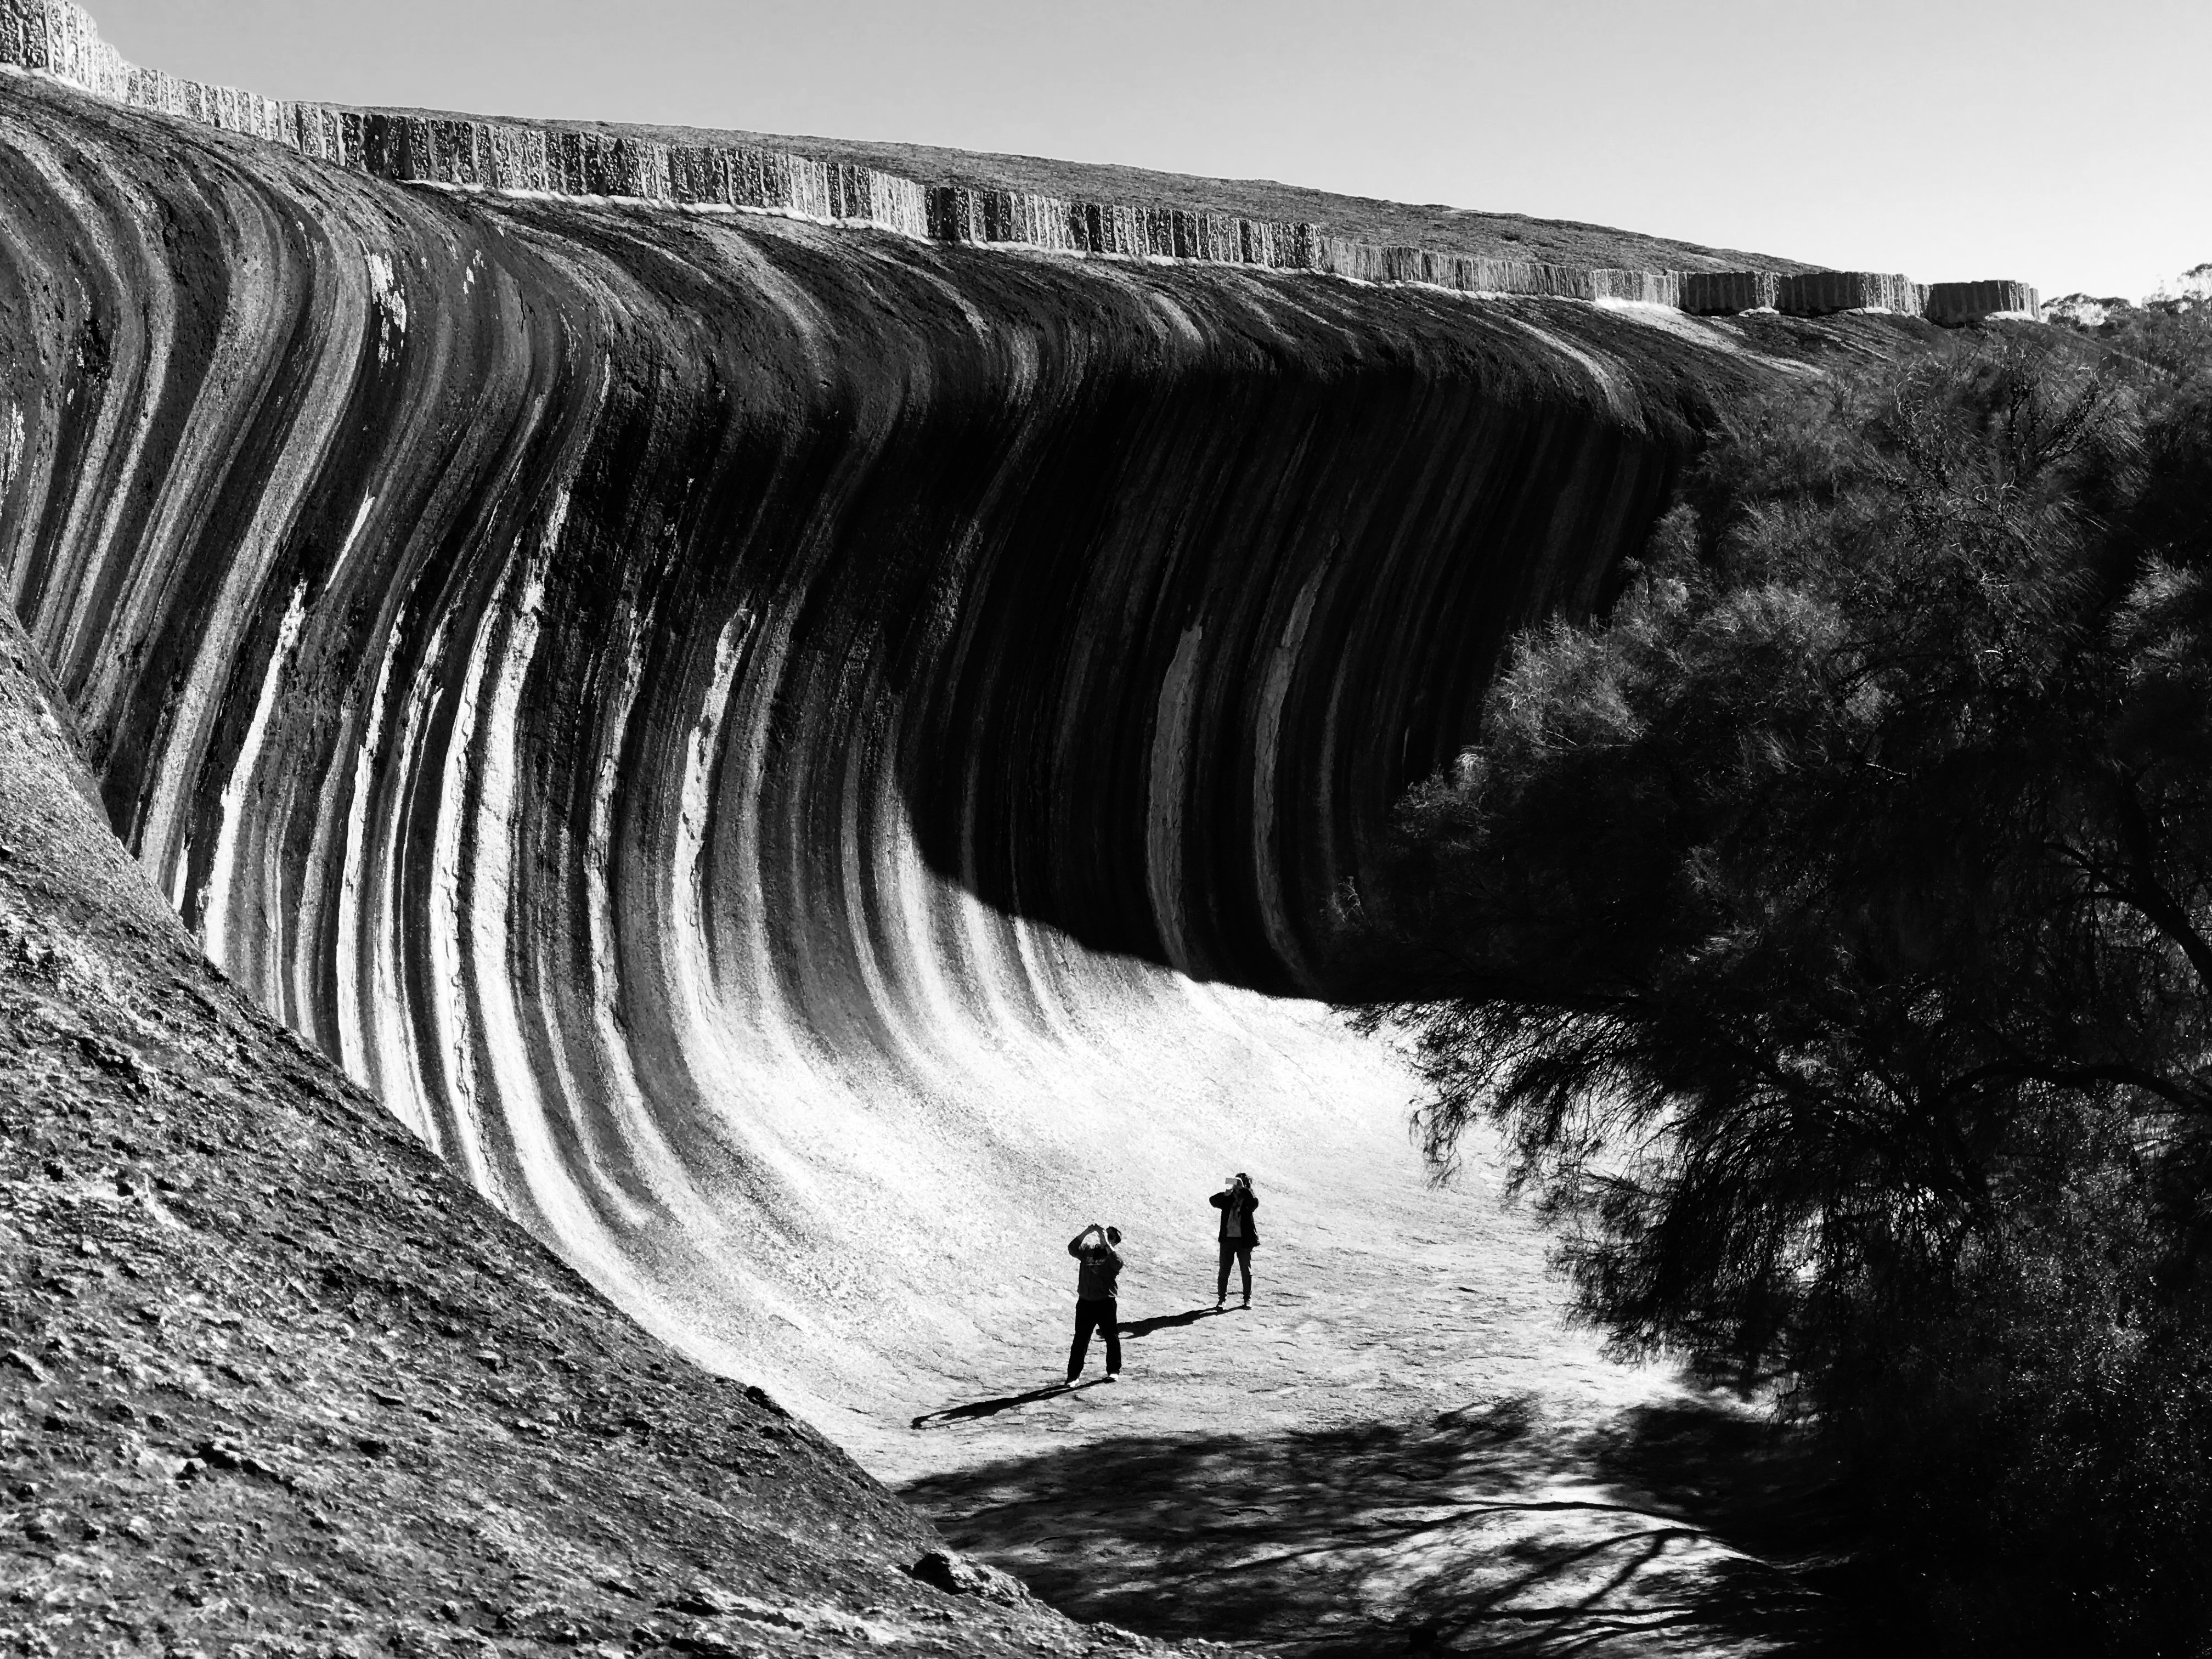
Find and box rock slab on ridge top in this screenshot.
[0,0,2037,320]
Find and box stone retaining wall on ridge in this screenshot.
[0,0,2042,324]
[1925,280,2041,328]
[1681,270,1780,314]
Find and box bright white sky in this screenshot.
[88,0,2209,302]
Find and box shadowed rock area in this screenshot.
[907,1398,1857,1656]
[0,43,1944,1655]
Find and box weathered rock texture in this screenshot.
[0,0,2037,321]
[0,611,1165,1654]
[0,58,1841,1419]
[0,18,1986,1649]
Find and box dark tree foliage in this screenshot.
[1352,322,2212,1652]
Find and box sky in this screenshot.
[85,0,2210,302]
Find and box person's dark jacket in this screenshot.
[1068,1232,1122,1300]
[1210,1187,1260,1245]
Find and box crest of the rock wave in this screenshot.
[0,2,2025,1431]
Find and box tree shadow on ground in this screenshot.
[901,1393,1867,1656]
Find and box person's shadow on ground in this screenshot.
[1115,1305,1229,1339]
[911,1378,1109,1430]
[911,1307,1227,1429]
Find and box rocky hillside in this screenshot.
[428,115,1813,275]
[0,29,1974,1655]
[0,66,1818,1422]
[0,601,1180,1652]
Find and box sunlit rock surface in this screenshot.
[0,73,1785,1434]
[0,604,1138,1656]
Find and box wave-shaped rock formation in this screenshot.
[0,10,2041,1436]
[0,610,1127,1655]
[1,0,2039,324]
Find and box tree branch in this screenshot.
[2104,769,2212,1000]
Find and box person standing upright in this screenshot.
[1066,1222,1124,1384]
[1212,1173,1259,1309]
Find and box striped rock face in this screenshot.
[0,76,1770,1416]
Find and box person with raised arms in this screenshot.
[1212,1173,1259,1310]
[1065,1222,1124,1385]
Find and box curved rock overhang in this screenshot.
[0,77,1776,1401]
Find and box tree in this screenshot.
[1351,332,2212,1649]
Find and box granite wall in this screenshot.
[0,61,1781,1407]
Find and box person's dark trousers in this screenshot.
[1068,1297,1120,1380]
[1217,1241,1252,1304]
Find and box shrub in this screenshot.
[1351,321,2212,1651]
